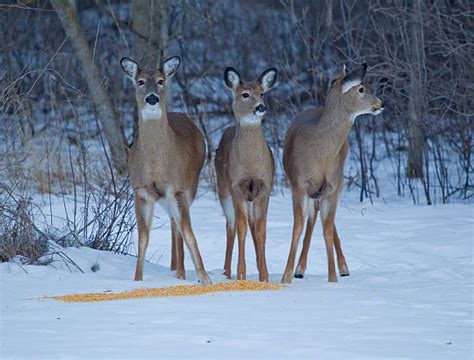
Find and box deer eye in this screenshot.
[242,92,250,99]
[260,93,264,98]
[157,79,164,85]
[138,80,145,86]
[358,87,364,94]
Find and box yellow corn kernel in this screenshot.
[46,280,285,303]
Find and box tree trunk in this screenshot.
[131,0,162,68]
[131,0,171,137]
[407,0,426,179]
[51,0,129,175]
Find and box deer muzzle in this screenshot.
[255,103,266,115]
[145,94,159,106]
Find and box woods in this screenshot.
[2,0,472,204]
[1,1,472,262]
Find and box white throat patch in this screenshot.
[349,109,375,124]
[141,104,162,121]
[240,113,263,126]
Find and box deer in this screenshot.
[281,63,384,283]
[215,66,278,282]
[120,56,211,285]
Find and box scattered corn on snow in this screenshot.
[1,192,472,359]
[49,280,284,303]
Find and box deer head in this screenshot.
[329,63,384,122]
[120,56,181,121]
[224,67,277,126]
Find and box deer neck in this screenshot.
[234,121,266,150]
[137,103,174,147]
[319,96,355,145]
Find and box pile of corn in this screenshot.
[48,280,284,303]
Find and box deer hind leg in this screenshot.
[320,198,338,282]
[171,219,185,279]
[294,201,318,279]
[281,192,308,283]
[233,197,248,280]
[222,196,236,279]
[247,201,260,275]
[248,201,258,256]
[170,192,211,285]
[170,220,177,271]
[134,192,154,281]
[334,224,349,276]
[252,196,269,282]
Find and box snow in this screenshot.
[1,191,473,359]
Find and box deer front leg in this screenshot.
[173,192,211,285]
[281,192,307,283]
[134,193,154,281]
[320,198,338,282]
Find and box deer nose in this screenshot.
[145,94,159,105]
[255,104,266,113]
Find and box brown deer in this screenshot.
[215,66,277,282]
[281,63,384,283]
[120,56,211,285]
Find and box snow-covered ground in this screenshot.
[1,191,473,359]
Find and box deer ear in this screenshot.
[329,64,347,88]
[341,63,367,93]
[162,56,181,78]
[259,67,277,93]
[121,57,138,78]
[224,67,241,90]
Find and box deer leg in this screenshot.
[173,192,211,285]
[248,202,260,275]
[249,219,258,261]
[334,224,349,276]
[281,192,307,283]
[174,220,185,279]
[170,220,177,271]
[234,198,248,280]
[223,222,236,279]
[134,194,154,281]
[222,196,236,279]
[253,197,269,282]
[320,198,338,282]
[295,203,318,279]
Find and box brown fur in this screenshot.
[216,67,277,282]
[121,57,211,284]
[281,64,383,283]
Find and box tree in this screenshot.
[50,0,129,175]
[407,0,426,179]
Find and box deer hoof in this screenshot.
[199,273,212,286]
[339,264,350,277]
